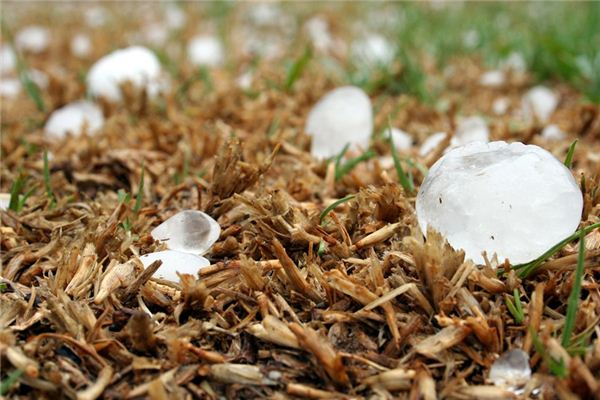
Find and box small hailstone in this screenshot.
[462,29,479,48]
[522,85,558,123]
[386,127,413,151]
[151,210,221,255]
[70,34,92,58]
[419,132,447,157]
[15,26,50,53]
[351,34,395,66]
[304,16,334,53]
[0,78,21,98]
[84,6,108,27]
[503,51,527,73]
[87,46,163,102]
[416,141,583,264]
[541,124,566,141]
[44,101,104,139]
[489,349,531,391]
[492,97,510,115]
[236,70,253,90]
[452,116,489,146]
[143,23,169,46]
[139,250,210,282]
[187,35,224,67]
[306,86,373,159]
[0,193,10,211]
[28,69,49,89]
[0,45,16,74]
[479,70,505,87]
[165,4,186,29]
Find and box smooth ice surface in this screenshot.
[44,101,104,139]
[541,124,566,141]
[522,86,558,123]
[15,26,49,53]
[386,127,412,151]
[489,349,531,388]
[139,250,210,282]
[452,116,489,146]
[351,34,394,66]
[151,210,221,255]
[419,132,447,156]
[306,86,373,159]
[187,35,224,67]
[87,46,163,102]
[416,141,583,264]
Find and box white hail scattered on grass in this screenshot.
[44,101,104,139]
[0,45,16,74]
[488,349,531,394]
[151,210,221,255]
[541,124,566,141]
[386,127,413,151]
[15,26,50,54]
[306,86,373,159]
[479,70,505,87]
[187,35,224,67]
[492,97,510,115]
[70,34,92,58]
[522,85,559,123]
[419,132,448,157]
[452,116,489,146]
[86,46,164,102]
[417,141,582,264]
[139,250,211,282]
[351,34,395,67]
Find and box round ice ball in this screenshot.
[44,101,104,139]
[306,86,373,159]
[416,141,583,264]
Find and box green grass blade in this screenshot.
[0,369,23,395]
[388,124,415,193]
[320,194,355,224]
[505,297,521,324]
[561,229,586,348]
[8,175,27,212]
[133,165,145,214]
[284,47,312,91]
[335,149,376,181]
[513,288,524,323]
[564,139,577,168]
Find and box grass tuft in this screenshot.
[132,165,145,214]
[284,47,312,91]
[561,229,586,349]
[564,139,577,168]
[335,149,376,181]
[505,288,525,324]
[320,194,355,224]
[0,369,23,396]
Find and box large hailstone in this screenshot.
[306,86,373,159]
[151,210,221,255]
[44,101,104,139]
[416,141,583,264]
[87,46,164,102]
[187,35,224,67]
[139,250,210,282]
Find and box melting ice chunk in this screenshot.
[306,86,373,159]
[87,46,164,102]
[489,349,531,390]
[151,210,221,255]
[416,141,583,264]
[44,101,104,139]
[139,250,210,282]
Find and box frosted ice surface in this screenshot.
[151,210,221,255]
[139,250,210,282]
[386,127,413,151]
[15,26,49,53]
[522,86,558,123]
[87,46,164,102]
[44,101,104,139]
[416,141,583,264]
[489,349,531,389]
[306,86,373,159]
[187,35,224,67]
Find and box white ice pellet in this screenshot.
[187,35,224,67]
[452,116,489,146]
[419,132,448,157]
[84,6,108,27]
[489,349,531,392]
[416,141,583,264]
[479,70,505,87]
[386,127,413,151]
[142,23,169,46]
[0,45,16,74]
[139,250,210,282]
[306,86,373,159]
[236,70,253,90]
[44,101,104,139]
[503,51,527,73]
[165,4,186,29]
[492,97,510,115]
[0,78,21,98]
[87,46,164,102]
[522,85,559,123]
[0,193,10,211]
[71,34,92,58]
[304,16,334,53]
[15,26,50,53]
[151,210,221,255]
[351,34,395,66]
[541,124,566,141]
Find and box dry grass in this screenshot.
[2,3,600,399]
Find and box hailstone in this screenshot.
[522,86,558,123]
[306,86,373,159]
[139,250,210,282]
[416,141,583,264]
[44,101,104,139]
[187,35,224,67]
[386,127,413,151]
[15,26,49,54]
[151,210,221,255]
